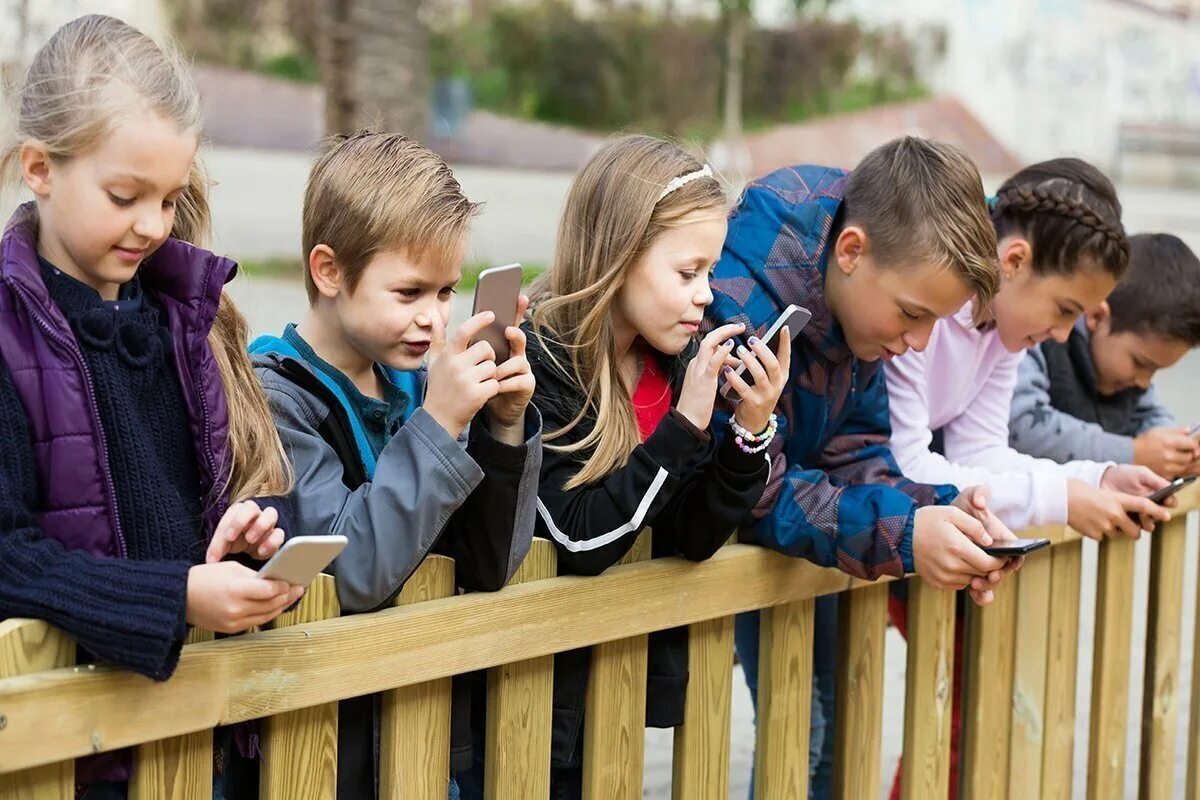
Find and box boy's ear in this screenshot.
[308,245,343,299]
[19,140,53,198]
[834,225,867,276]
[1084,300,1110,334]
[998,237,1031,281]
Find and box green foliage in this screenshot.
[430,1,924,135]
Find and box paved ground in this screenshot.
[219,152,1200,799]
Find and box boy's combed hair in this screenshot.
[302,131,481,303]
[844,136,1000,307]
[1,14,291,502]
[1108,233,1200,345]
[991,158,1131,280]
[529,133,727,490]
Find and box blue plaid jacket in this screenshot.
[707,165,958,578]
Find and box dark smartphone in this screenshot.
[719,304,812,399]
[470,263,523,362]
[1148,475,1197,505]
[980,538,1050,558]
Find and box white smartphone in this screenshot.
[258,535,348,586]
[719,304,812,399]
[471,264,524,363]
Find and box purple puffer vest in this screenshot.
[0,203,234,557]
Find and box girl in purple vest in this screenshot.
[0,15,301,795]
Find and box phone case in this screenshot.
[471,264,523,363]
[258,535,348,586]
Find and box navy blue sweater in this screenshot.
[0,262,281,680]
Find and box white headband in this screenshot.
[657,165,714,202]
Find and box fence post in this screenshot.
[0,620,75,800]
[754,598,815,800]
[1087,536,1137,800]
[260,575,340,800]
[901,579,956,800]
[961,579,1017,800]
[672,611,735,800]
[582,531,652,800]
[379,555,457,800]
[1041,537,1083,799]
[485,540,558,799]
[128,627,216,800]
[1139,513,1188,799]
[1008,542,1054,798]
[831,583,888,799]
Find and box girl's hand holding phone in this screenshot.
[205,500,285,563]
[722,328,793,434]
[675,323,745,431]
[186,561,304,633]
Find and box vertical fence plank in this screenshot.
[1087,536,1137,800]
[0,620,75,800]
[129,627,216,800]
[961,579,1017,800]
[672,613,735,800]
[753,598,814,800]
[1041,538,1083,800]
[1139,514,1188,800]
[831,583,888,799]
[1188,511,1200,800]
[260,575,340,800]
[582,531,652,800]
[1009,545,1054,798]
[900,579,956,800]
[485,541,558,799]
[379,555,457,800]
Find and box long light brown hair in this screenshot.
[0,14,291,502]
[529,134,726,489]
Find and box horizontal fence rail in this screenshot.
[1,487,1198,800]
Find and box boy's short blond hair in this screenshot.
[302,131,481,303]
[846,137,1000,308]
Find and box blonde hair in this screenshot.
[529,134,726,490]
[0,14,290,502]
[845,137,1000,315]
[302,131,481,303]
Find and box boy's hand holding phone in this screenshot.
[425,311,504,439]
[723,328,793,434]
[1133,426,1200,479]
[1066,480,1169,540]
[912,487,1010,606]
[484,295,535,446]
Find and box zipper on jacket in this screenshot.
[9,279,129,558]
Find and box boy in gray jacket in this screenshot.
[1010,232,1200,479]
[250,132,541,800]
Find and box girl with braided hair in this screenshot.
[881,159,1174,799]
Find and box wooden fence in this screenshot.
[1,486,1198,799]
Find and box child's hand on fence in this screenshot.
[911,503,1009,601]
[425,311,502,439]
[205,501,284,564]
[1134,427,1200,479]
[186,561,304,633]
[484,296,534,446]
[1067,480,1169,540]
[675,323,744,431]
[725,326,792,435]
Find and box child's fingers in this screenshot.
[736,345,769,388]
[504,325,527,360]
[721,364,753,400]
[428,310,448,361]
[775,327,793,372]
[969,587,995,606]
[496,373,534,396]
[747,335,780,376]
[463,339,497,367]
[707,341,734,376]
[256,528,286,560]
[244,504,278,546]
[494,354,530,382]
[242,576,293,601]
[515,294,530,323]
[700,323,745,356]
[469,360,499,385]
[450,312,495,355]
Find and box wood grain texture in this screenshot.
[961,579,1017,800]
[1087,536,1136,800]
[753,599,814,800]
[1041,538,1083,800]
[831,583,887,800]
[900,578,955,800]
[672,613,735,800]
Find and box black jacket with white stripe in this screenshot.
[524,323,769,767]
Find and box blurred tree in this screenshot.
[318,0,430,136]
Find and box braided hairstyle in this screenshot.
[991,158,1131,280]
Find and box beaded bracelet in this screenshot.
[730,413,777,454]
